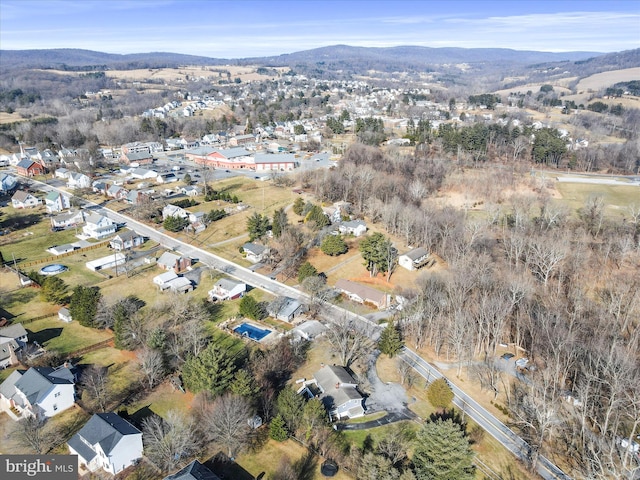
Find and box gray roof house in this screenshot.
[164,460,221,480]
[0,323,28,368]
[268,296,307,322]
[303,365,364,420]
[242,242,267,263]
[109,229,145,251]
[68,412,143,475]
[208,278,246,301]
[0,365,76,419]
[335,279,390,309]
[398,247,431,271]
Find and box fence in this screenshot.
[68,337,114,357]
[17,239,111,269]
[17,312,58,325]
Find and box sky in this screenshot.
[1,0,639,58]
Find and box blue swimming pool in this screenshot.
[234,323,271,341]
[39,264,68,276]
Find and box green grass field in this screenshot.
[26,316,113,355]
[554,182,640,217]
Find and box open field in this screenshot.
[553,181,640,216]
[26,316,113,356]
[574,67,640,93]
[0,112,26,124]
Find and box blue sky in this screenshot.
[1,0,639,57]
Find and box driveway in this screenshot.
[336,350,417,430]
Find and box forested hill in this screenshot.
[0,45,603,72]
[0,49,230,71]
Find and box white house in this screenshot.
[11,190,40,209]
[82,213,116,240]
[162,204,189,220]
[44,191,71,213]
[153,270,179,290]
[109,229,145,251]
[180,185,200,197]
[67,172,91,190]
[51,210,84,230]
[0,365,76,419]
[338,220,367,237]
[0,173,18,193]
[300,365,364,420]
[208,278,246,300]
[398,247,431,271]
[68,412,143,475]
[242,242,267,263]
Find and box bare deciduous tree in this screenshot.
[138,347,165,389]
[142,410,201,472]
[324,316,374,368]
[202,392,253,458]
[81,365,110,412]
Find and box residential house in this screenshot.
[156,251,191,272]
[82,213,116,240]
[180,185,200,197]
[268,296,307,322]
[163,460,222,480]
[157,172,178,183]
[229,134,256,147]
[58,307,73,323]
[0,323,28,368]
[120,151,153,166]
[107,184,128,200]
[153,271,179,290]
[54,168,70,179]
[109,229,145,251]
[130,167,158,180]
[242,242,267,263]
[398,247,431,271]
[51,210,84,230]
[0,365,76,419]
[16,158,44,177]
[67,172,91,190]
[0,173,18,193]
[45,191,71,213]
[163,276,193,293]
[11,190,40,209]
[291,320,327,342]
[338,220,367,237]
[47,244,79,255]
[162,204,189,220]
[335,279,390,309]
[39,149,59,169]
[208,278,246,301]
[127,189,152,205]
[301,365,364,420]
[68,412,143,475]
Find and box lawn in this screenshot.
[234,438,354,480]
[554,182,640,217]
[26,316,113,356]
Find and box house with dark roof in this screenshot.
[242,242,267,263]
[68,412,143,475]
[109,229,145,251]
[0,323,28,368]
[299,365,364,420]
[164,460,221,480]
[16,158,44,177]
[11,190,40,209]
[335,279,390,309]
[398,247,431,271]
[0,365,75,419]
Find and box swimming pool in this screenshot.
[234,323,271,341]
[39,264,68,276]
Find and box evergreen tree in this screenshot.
[359,232,397,280]
[293,197,305,216]
[69,285,101,327]
[378,321,403,357]
[297,261,318,284]
[163,215,188,232]
[427,378,454,411]
[413,418,475,480]
[182,343,236,396]
[272,207,289,238]
[246,212,270,241]
[230,369,258,400]
[305,204,330,229]
[269,414,288,441]
[238,294,265,320]
[276,387,305,434]
[321,234,348,256]
[40,276,69,305]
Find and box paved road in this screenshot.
[29,178,569,480]
[400,348,571,480]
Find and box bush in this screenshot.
[427,378,454,410]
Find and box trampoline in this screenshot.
[39,264,68,276]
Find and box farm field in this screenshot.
[553,181,640,216]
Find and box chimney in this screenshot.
[335,383,340,389]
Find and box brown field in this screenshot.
[574,67,640,93]
[0,112,25,124]
[494,83,572,97]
